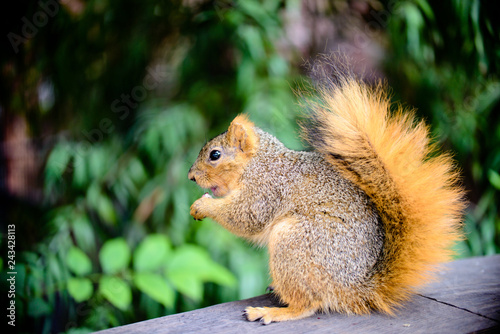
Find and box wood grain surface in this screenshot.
[96,255,500,334]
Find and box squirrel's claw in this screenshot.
[243,307,272,325]
[190,197,209,221]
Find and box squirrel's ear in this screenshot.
[227,114,258,154]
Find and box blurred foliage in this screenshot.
[0,0,499,333]
[384,0,500,256]
[3,0,300,333]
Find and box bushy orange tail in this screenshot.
[301,69,466,314]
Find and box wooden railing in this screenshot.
[96,255,500,333]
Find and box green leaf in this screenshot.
[415,0,435,20]
[166,245,236,299]
[66,247,92,276]
[45,142,72,184]
[488,169,500,190]
[168,272,203,301]
[86,183,117,225]
[73,150,88,188]
[133,272,175,308]
[99,238,131,274]
[127,157,147,185]
[174,245,236,287]
[99,276,131,311]
[238,26,265,61]
[28,297,52,317]
[47,254,64,283]
[97,196,117,225]
[133,234,171,272]
[88,147,108,180]
[199,260,237,287]
[72,215,95,253]
[86,182,100,208]
[67,277,94,302]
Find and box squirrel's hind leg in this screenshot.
[244,306,316,325]
[242,217,321,324]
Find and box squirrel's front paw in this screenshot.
[190,195,211,220]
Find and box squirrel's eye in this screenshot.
[209,150,221,161]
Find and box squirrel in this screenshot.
[188,66,465,325]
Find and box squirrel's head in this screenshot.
[188,114,259,197]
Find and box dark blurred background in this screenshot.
[1,0,499,333]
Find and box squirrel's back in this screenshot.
[244,129,385,290]
[301,69,466,314]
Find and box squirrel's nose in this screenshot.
[188,168,196,182]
